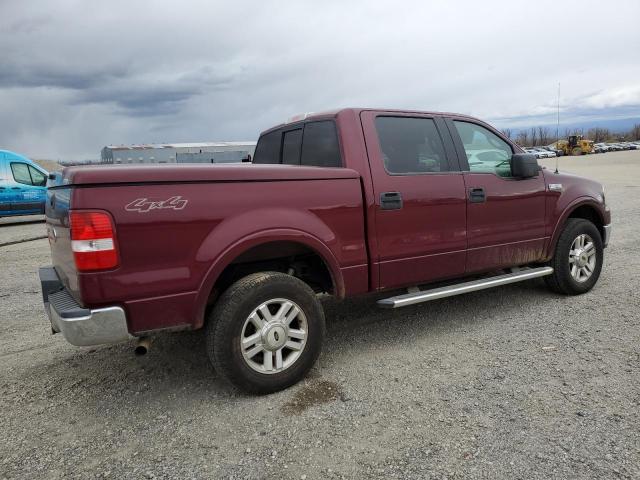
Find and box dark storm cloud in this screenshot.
[74,70,234,116]
[0,0,638,160]
[0,63,128,90]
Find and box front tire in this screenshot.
[206,272,325,394]
[545,218,603,295]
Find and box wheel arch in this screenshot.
[546,198,606,259]
[193,229,344,330]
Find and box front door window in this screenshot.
[453,121,512,177]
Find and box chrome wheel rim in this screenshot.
[240,298,308,374]
[569,233,596,283]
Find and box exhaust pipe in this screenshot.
[134,337,152,356]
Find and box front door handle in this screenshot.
[380,191,403,210]
[11,187,21,190]
[469,187,486,203]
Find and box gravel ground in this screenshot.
[1,152,639,479]
[0,215,45,246]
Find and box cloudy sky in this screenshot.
[1,0,639,160]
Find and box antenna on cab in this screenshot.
[555,82,560,174]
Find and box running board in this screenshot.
[377,267,554,309]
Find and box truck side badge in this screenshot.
[125,196,188,213]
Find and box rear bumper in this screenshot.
[603,224,612,248]
[39,266,133,346]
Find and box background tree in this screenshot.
[516,131,529,146]
[587,127,611,143]
[501,128,512,139]
[537,126,550,145]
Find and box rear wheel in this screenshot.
[206,272,325,394]
[545,218,603,295]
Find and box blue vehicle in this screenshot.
[0,150,48,217]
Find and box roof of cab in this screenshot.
[259,107,484,136]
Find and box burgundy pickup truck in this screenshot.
[39,108,611,393]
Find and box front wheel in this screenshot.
[206,272,325,394]
[545,218,603,295]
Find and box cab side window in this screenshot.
[453,121,513,177]
[10,163,46,186]
[29,166,47,186]
[300,121,341,168]
[252,130,281,164]
[374,117,450,174]
[11,163,33,185]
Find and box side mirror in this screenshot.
[241,154,252,163]
[511,153,539,178]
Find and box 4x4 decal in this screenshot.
[125,196,188,213]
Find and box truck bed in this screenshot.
[45,163,369,334]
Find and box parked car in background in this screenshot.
[525,147,554,159]
[593,143,609,154]
[524,147,546,159]
[541,145,563,157]
[538,147,557,158]
[0,150,48,217]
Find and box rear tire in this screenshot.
[206,272,325,394]
[545,218,603,295]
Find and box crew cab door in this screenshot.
[446,118,547,273]
[361,111,467,290]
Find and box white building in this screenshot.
[101,142,256,164]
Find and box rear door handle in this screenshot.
[380,191,403,210]
[11,187,21,190]
[469,187,486,203]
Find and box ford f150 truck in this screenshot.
[39,108,611,393]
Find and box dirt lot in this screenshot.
[1,151,639,479]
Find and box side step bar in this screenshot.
[377,267,553,309]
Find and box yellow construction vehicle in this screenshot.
[553,135,594,156]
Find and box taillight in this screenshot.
[70,210,119,272]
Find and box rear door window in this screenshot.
[300,121,342,167]
[374,117,450,174]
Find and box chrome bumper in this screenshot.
[603,224,612,248]
[39,267,133,346]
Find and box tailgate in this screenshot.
[45,180,79,302]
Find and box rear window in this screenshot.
[253,120,342,167]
